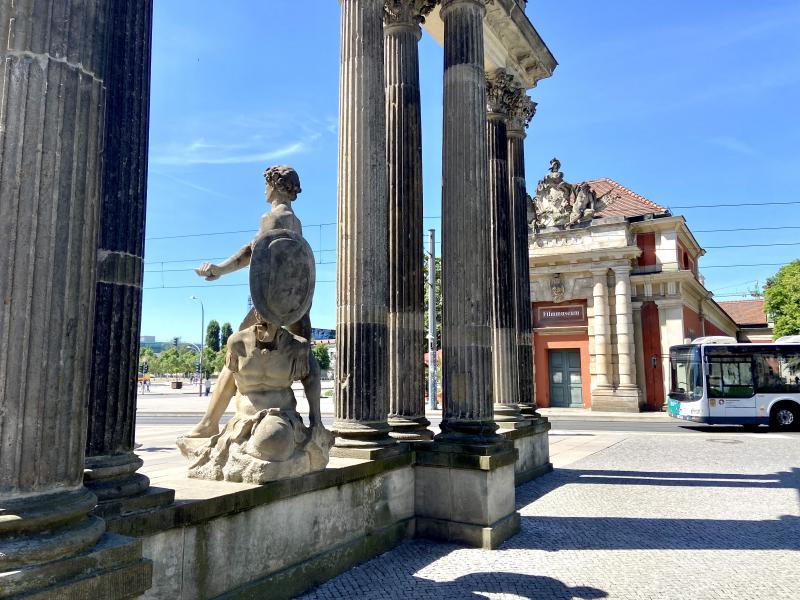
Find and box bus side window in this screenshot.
[708,357,754,398]
[754,350,800,393]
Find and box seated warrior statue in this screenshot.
[190,165,319,436]
[178,312,332,482]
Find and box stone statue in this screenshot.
[177,165,332,482]
[532,158,596,231]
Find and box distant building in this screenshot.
[140,335,156,343]
[311,328,335,340]
[718,299,773,343]
[529,174,738,412]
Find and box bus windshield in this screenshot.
[669,345,703,401]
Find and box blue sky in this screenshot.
[142,0,800,343]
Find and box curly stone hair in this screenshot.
[263,165,302,199]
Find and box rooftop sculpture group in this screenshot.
[531,158,598,231]
[176,165,333,483]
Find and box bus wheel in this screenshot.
[769,402,800,432]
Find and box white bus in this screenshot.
[667,336,800,431]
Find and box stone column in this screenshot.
[437,0,498,442]
[0,0,111,569]
[591,269,612,389]
[612,265,637,387]
[334,0,397,456]
[507,90,537,416]
[84,0,171,517]
[384,0,434,441]
[486,70,525,427]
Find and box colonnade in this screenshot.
[334,0,540,452]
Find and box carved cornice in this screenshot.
[485,69,517,116]
[507,91,536,133]
[384,0,437,27]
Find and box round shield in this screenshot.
[249,229,316,326]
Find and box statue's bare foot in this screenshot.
[185,421,219,438]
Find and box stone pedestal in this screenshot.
[0,2,151,596]
[486,70,527,428]
[414,443,520,549]
[507,93,538,416]
[384,1,434,442]
[333,0,399,458]
[85,0,174,519]
[438,0,498,443]
[500,417,553,484]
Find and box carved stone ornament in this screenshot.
[532,158,597,231]
[384,0,437,26]
[551,273,565,303]
[486,69,519,115]
[508,93,537,133]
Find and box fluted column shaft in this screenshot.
[486,71,522,425]
[613,266,637,387]
[0,0,110,569]
[438,0,497,441]
[334,0,395,451]
[385,1,433,441]
[592,270,612,388]
[84,0,154,506]
[507,94,536,414]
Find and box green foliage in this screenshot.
[220,322,234,347]
[202,345,227,377]
[150,346,199,378]
[205,320,221,352]
[312,343,331,371]
[423,256,442,347]
[764,260,800,339]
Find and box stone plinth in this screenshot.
[384,1,434,442]
[438,0,498,442]
[414,443,520,549]
[333,0,397,456]
[499,418,552,484]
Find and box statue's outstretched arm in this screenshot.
[302,353,322,427]
[195,243,253,281]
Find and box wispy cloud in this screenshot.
[707,136,756,156]
[153,140,309,166]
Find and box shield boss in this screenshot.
[249,230,316,326]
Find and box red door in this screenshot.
[641,302,664,410]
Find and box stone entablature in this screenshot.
[423,0,557,90]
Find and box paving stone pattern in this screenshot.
[300,433,800,599]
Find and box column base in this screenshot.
[85,452,175,519]
[518,402,540,417]
[591,385,643,412]
[435,418,502,446]
[0,488,104,571]
[331,420,402,459]
[494,403,533,429]
[388,415,434,441]
[414,442,519,549]
[0,533,152,600]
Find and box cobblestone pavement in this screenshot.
[299,432,800,600]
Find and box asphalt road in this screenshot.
[135,414,798,435]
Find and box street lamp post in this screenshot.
[190,295,204,396]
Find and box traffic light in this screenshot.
[141,362,149,374]
[173,337,179,348]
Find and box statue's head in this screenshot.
[549,157,561,173]
[264,165,301,203]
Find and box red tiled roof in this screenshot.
[586,178,668,219]
[718,299,768,326]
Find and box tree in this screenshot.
[138,347,155,374]
[205,320,221,352]
[764,260,800,339]
[220,322,234,347]
[423,256,442,347]
[312,343,331,371]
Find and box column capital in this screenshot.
[441,0,492,18]
[612,264,632,276]
[590,267,609,280]
[384,0,436,30]
[507,92,536,136]
[486,69,518,117]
